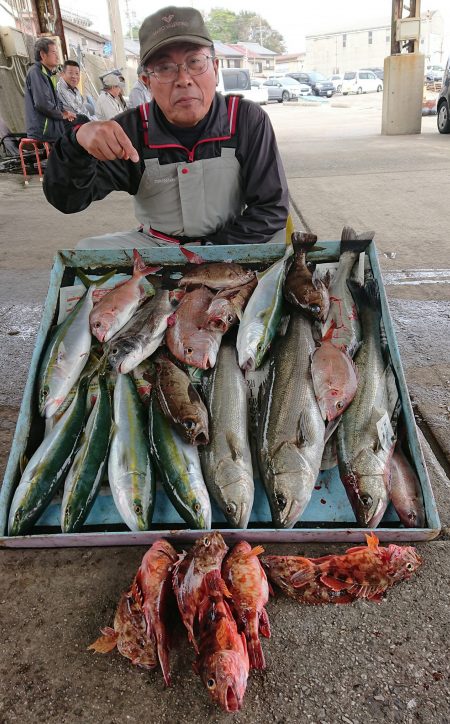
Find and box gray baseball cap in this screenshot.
[139,6,213,66]
[101,72,125,88]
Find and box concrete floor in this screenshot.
[0,93,449,723]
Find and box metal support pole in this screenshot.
[106,0,127,82]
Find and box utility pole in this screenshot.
[106,0,127,79]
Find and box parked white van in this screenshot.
[342,70,383,95]
[217,68,268,105]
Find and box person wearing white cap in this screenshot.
[44,6,288,249]
[95,72,128,121]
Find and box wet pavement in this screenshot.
[0,93,449,723]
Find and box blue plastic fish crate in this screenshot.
[0,242,441,547]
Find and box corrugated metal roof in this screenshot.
[228,42,276,58]
[213,40,243,57]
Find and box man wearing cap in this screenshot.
[43,6,288,248]
[95,72,128,121]
[129,64,152,108]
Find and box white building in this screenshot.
[305,11,444,76]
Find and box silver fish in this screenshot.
[200,340,254,528]
[108,290,177,374]
[108,373,155,531]
[258,313,325,528]
[336,278,399,528]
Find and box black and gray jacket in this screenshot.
[25,62,65,141]
[43,93,289,245]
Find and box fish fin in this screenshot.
[290,559,316,588]
[346,277,381,317]
[324,416,342,444]
[246,545,265,558]
[247,618,266,669]
[321,319,336,342]
[76,268,117,289]
[277,314,290,337]
[297,410,319,446]
[365,532,380,550]
[347,340,361,359]
[291,231,318,253]
[19,452,29,475]
[203,570,232,600]
[320,575,353,592]
[372,365,399,424]
[340,226,373,253]
[216,617,232,650]
[259,607,271,639]
[179,246,205,265]
[132,248,161,277]
[285,214,295,247]
[226,432,244,462]
[130,577,145,610]
[88,627,118,653]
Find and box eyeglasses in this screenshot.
[148,53,213,83]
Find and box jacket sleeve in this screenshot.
[43,110,145,214]
[206,101,289,245]
[28,66,63,120]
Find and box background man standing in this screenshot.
[57,60,96,121]
[128,64,152,108]
[25,38,75,141]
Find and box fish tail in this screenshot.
[179,246,206,265]
[245,545,265,558]
[340,226,373,254]
[76,268,117,289]
[365,532,380,550]
[291,231,318,253]
[132,248,161,277]
[155,628,172,687]
[346,277,381,315]
[247,617,266,669]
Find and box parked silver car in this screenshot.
[263,76,310,103]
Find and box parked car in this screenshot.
[263,76,310,103]
[364,67,384,80]
[249,78,269,105]
[436,58,450,133]
[342,70,383,94]
[287,71,334,97]
[217,68,268,105]
[426,65,444,82]
[328,73,344,93]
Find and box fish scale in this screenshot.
[258,313,325,528]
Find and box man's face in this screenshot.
[62,65,80,89]
[146,43,218,127]
[41,44,59,70]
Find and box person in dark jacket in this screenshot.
[25,38,76,142]
[43,6,289,248]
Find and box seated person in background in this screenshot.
[94,72,128,120]
[43,6,288,249]
[128,64,152,108]
[25,38,76,141]
[57,60,97,121]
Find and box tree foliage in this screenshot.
[205,8,286,53]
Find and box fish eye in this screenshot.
[42,388,49,398]
[185,347,193,355]
[360,494,373,507]
[111,347,119,355]
[94,321,102,328]
[275,493,287,510]
[134,504,142,516]
[406,562,414,571]
[226,502,237,515]
[309,304,321,314]
[227,314,234,322]
[336,400,344,410]
[183,419,196,430]
[204,537,210,547]
[207,678,216,689]
[194,502,201,513]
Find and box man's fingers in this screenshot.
[112,125,139,163]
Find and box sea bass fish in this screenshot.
[336,278,399,527]
[38,270,114,419]
[194,572,249,712]
[321,226,374,356]
[165,286,222,369]
[200,340,254,528]
[222,542,270,669]
[154,354,209,445]
[283,232,330,322]
[90,249,160,343]
[108,373,155,531]
[149,395,212,529]
[133,539,178,685]
[258,312,325,528]
[179,247,255,290]
[237,251,291,371]
[88,590,157,669]
[108,289,177,374]
[390,439,426,528]
[172,532,229,652]
[261,532,422,604]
